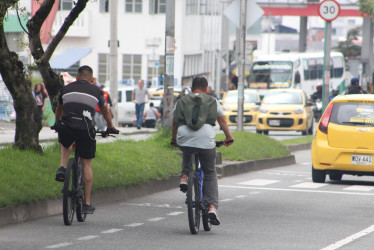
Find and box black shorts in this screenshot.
[58,125,96,159]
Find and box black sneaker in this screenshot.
[179,175,188,193]
[83,204,95,214]
[55,166,66,182]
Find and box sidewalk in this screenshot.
[0,120,157,146]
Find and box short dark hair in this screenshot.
[77,65,93,80]
[351,77,359,85]
[191,76,208,91]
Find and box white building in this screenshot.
[48,0,227,90]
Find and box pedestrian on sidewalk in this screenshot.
[132,80,151,129]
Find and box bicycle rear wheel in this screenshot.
[187,171,200,234]
[63,158,76,226]
[75,158,86,222]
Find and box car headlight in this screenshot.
[259,107,268,113]
[294,108,304,114]
[252,106,260,111]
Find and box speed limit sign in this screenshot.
[319,0,340,22]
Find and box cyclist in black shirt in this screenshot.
[54,65,118,214]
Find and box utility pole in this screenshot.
[163,0,175,128]
[109,0,118,126]
[322,21,331,110]
[237,0,246,131]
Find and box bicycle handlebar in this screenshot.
[50,126,118,138]
[216,140,233,148]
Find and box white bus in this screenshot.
[247,52,346,98]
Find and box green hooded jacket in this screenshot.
[174,93,217,130]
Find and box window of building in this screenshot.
[59,0,73,10]
[122,54,142,81]
[125,0,142,13]
[99,0,109,13]
[183,54,203,76]
[186,0,198,15]
[98,53,110,84]
[147,55,165,82]
[149,0,166,14]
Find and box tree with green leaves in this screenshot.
[0,0,89,152]
[359,0,374,17]
[334,28,361,59]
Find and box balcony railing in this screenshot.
[52,11,90,37]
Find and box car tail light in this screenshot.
[318,103,334,134]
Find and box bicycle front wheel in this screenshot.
[63,158,76,226]
[187,171,200,234]
[75,158,86,222]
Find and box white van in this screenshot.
[109,86,160,127]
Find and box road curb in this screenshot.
[286,142,312,152]
[0,150,299,228]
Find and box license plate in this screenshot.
[351,154,372,165]
[269,120,280,126]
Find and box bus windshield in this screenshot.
[248,61,293,89]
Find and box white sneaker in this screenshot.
[208,204,220,225]
[179,174,187,193]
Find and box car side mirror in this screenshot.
[255,101,262,106]
[306,101,314,107]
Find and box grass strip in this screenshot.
[0,130,290,208]
[280,135,314,146]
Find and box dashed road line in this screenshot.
[77,235,99,241]
[124,223,144,227]
[148,217,165,222]
[239,179,280,186]
[167,211,184,216]
[290,182,328,189]
[101,228,123,234]
[46,242,72,249]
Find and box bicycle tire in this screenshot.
[202,208,211,231]
[63,158,76,226]
[75,158,86,222]
[187,171,200,234]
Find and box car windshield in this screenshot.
[263,92,303,105]
[225,92,259,104]
[330,102,374,126]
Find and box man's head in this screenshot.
[332,89,339,96]
[351,77,359,86]
[150,102,154,107]
[77,65,94,83]
[191,76,208,93]
[138,80,144,89]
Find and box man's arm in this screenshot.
[55,102,63,121]
[171,117,178,146]
[99,104,114,128]
[131,91,135,103]
[217,115,234,146]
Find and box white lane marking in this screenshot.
[249,191,261,195]
[343,185,374,192]
[263,170,309,174]
[219,184,374,196]
[101,228,123,234]
[320,224,374,250]
[235,195,246,198]
[148,217,165,222]
[290,182,328,189]
[220,198,233,202]
[46,243,72,248]
[239,179,280,186]
[124,223,144,227]
[167,211,184,216]
[77,235,99,241]
[121,202,182,209]
[301,162,311,165]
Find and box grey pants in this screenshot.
[180,146,218,208]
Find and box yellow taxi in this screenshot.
[256,89,314,135]
[222,89,260,126]
[312,94,374,183]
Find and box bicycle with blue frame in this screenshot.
[186,140,229,234]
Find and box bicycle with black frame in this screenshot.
[51,126,117,226]
[186,140,232,234]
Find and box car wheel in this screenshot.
[308,121,314,134]
[312,165,326,183]
[256,130,262,134]
[263,130,269,135]
[329,172,343,181]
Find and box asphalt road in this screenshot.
[2,149,374,249]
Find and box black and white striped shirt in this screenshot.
[59,80,106,130]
